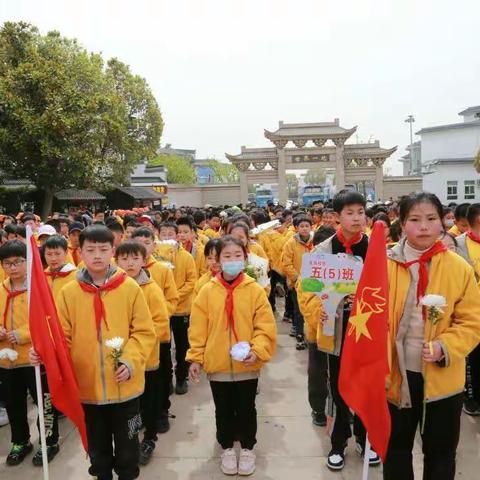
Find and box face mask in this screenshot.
[444,219,454,228]
[222,260,245,276]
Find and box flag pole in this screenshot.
[27,226,50,480]
[361,436,371,480]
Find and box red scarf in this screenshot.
[298,235,313,252]
[45,269,73,280]
[216,272,245,342]
[2,284,26,328]
[183,240,193,253]
[336,229,363,254]
[78,272,127,334]
[399,241,447,305]
[467,231,480,244]
[68,246,80,266]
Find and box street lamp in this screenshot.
[404,115,415,173]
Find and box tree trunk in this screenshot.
[41,187,54,220]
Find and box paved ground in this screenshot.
[1,315,480,479]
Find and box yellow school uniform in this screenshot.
[249,241,269,263]
[0,280,30,369]
[281,234,313,287]
[297,280,322,343]
[193,271,214,300]
[57,270,156,404]
[448,224,462,237]
[191,241,207,276]
[204,227,220,239]
[45,264,77,302]
[172,248,198,315]
[0,266,5,283]
[186,274,277,374]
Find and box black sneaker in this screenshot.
[311,411,327,427]
[295,335,307,350]
[156,412,170,434]
[139,439,156,465]
[175,380,189,395]
[326,446,346,471]
[355,442,381,466]
[463,398,480,416]
[6,442,33,466]
[32,444,60,466]
[289,325,297,337]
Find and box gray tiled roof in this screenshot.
[55,189,106,201]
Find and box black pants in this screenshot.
[210,379,258,450]
[158,342,171,414]
[141,370,160,441]
[466,343,480,403]
[284,286,294,319]
[327,354,366,451]
[0,367,59,446]
[170,315,190,383]
[83,398,141,480]
[291,289,304,336]
[383,371,463,480]
[268,270,286,311]
[308,343,328,415]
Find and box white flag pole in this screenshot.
[27,226,50,480]
[361,436,371,480]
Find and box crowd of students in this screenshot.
[0,189,479,480]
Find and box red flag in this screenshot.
[27,231,88,451]
[338,221,391,461]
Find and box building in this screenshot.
[157,144,196,161]
[399,141,422,176]
[419,106,480,203]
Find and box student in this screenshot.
[0,240,60,466]
[443,207,455,230]
[384,193,480,480]
[298,226,336,428]
[187,236,277,476]
[4,224,17,241]
[448,203,470,237]
[33,225,156,480]
[322,208,337,229]
[313,190,378,471]
[312,208,323,231]
[230,222,269,261]
[37,224,57,246]
[44,235,77,302]
[68,221,84,266]
[125,221,141,240]
[177,216,207,276]
[107,220,125,248]
[204,211,222,239]
[455,202,480,416]
[281,214,313,350]
[193,238,221,299]
[158,222,197,396]
[58,217,71,238]
[115,241,170,465]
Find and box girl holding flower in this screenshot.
[384,192,480,480]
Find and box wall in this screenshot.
[383,176,423,199]
[167,184,241,207]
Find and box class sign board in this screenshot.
[301,252,363,336]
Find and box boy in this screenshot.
[157,222,197,395]
[44,235,77,302]
[311,208,323,231]
[456,203,480,416]
[313,190,378,471]
[177,216,207,276]
[322,208,337,229]
[281,214,313,350]
[204,211,221,238]
[115,241,170,465]
[449,203,470,237]
[125,221,141,240]
[107,220,125,248]
[39,225,156,480]
[0,240,60,466]
[68,221,84,266]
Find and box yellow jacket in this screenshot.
[193,271,214,301]
[0,280,30,369]
[204,227,220,239]
[297,279,322,343]
[45,264,77,303]
[139,273,170,370]
[448,224,462,237]
[57,270,156,404]
[456,234,480,283]
[191,241,208,276]
[172,248,198,315]
[387,244,480,405]
[281,234,312,287]
[249,242,269,263]
[145,255,179,318]
[269,230,289,275]
[0,266,5,284]
[187,274,277,375]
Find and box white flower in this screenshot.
[230,342,251,362]
[0,348,19,362]
[420,295,447,309]
[157,239,178,247]
[105,337,124,350]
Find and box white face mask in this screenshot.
[444,219,454,228]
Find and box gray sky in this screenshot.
[1,0,479,175]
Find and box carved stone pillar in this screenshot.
[334,138,345,191]
[374,159,384,201]
[277,148,287,205]
[239,171,248,205]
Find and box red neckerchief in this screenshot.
[336,229,363,254]
[183,240,193,253]
[399,241,447,306]
[68,246,80,266]
[78,272,127,334]
[2,284,26,328]
[215,272,245,342]
[145,258,156,269]
[45,268,72,280]
[466,231,480,244]
[298,235,313,251]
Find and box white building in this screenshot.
[419,106,480,204]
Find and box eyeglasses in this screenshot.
[1,259,26,269]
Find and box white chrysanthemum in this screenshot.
[105,337,124,350]
[230,342,251,362]
[157,239,178,246]
[0,348,19,362]
[420,295,447,309]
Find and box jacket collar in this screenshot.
[76,264,117,285]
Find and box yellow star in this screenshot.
[348,310,373,342]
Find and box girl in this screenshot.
[384,192,480,480]
[187,236,276,476]
[192,238,221,299]
[229,222,268,261]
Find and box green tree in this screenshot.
[474,148,480,173]
[149,154,196,184]
[0,22,163,218]
[207,159,239,183]
[286,173,299,199]
[304,168,326,186]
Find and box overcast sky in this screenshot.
[1,0,479,175]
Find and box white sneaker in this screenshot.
[355,442,381,466]
[0,408,9,427]
[220,448,238,475]
[238,449,256,476]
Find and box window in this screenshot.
[447,181,457,200]
[465,180,475,200]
